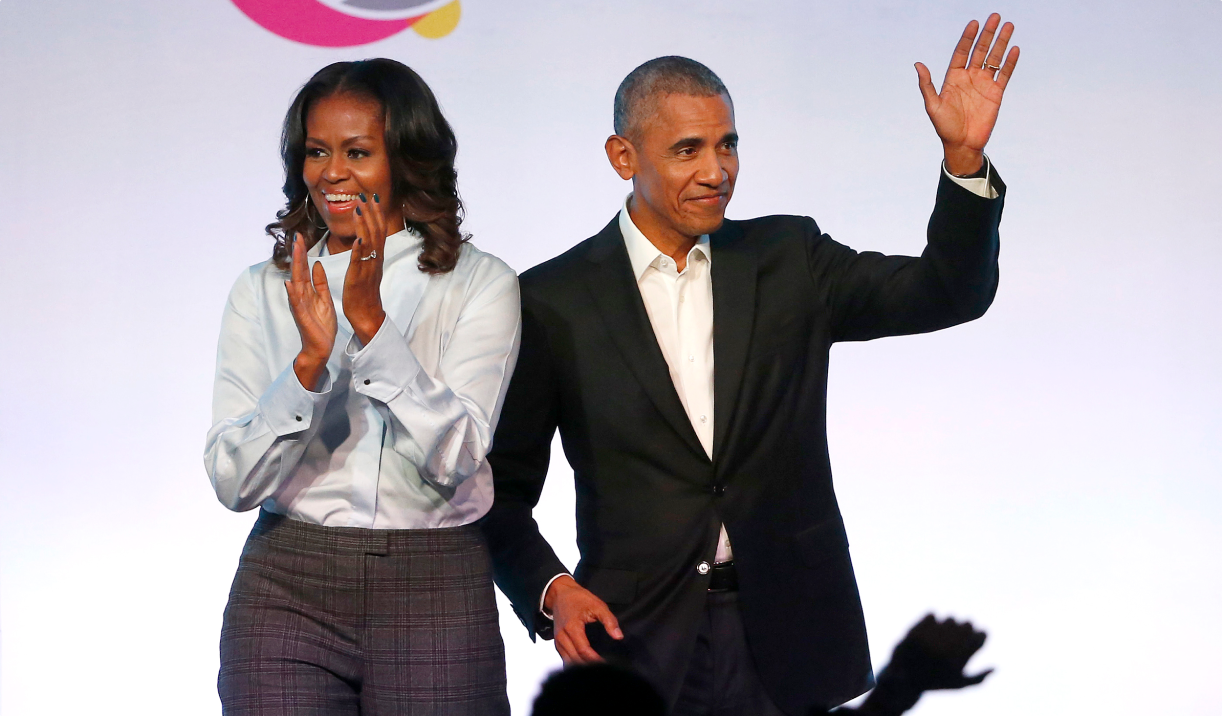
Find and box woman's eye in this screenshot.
[305,147,324,158]
[348,149,369,159]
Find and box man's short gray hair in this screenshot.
[613,56,730,139]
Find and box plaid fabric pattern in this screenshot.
[219,510,509,715]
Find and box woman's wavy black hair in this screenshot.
[267,58,467,274]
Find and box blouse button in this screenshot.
[295,415,302,422]
[364,379,371,385]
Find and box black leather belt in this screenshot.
[707,561,738,592]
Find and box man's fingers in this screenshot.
[968,13,1001,69]
[597,609,623,640]
[566,622,604,663]
[984,21,1014,69]
[914,63,939,110]
[948,20,978,70]
[554,631,575,665]
[996,46,1019,91]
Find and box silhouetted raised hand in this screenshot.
[810,614,992,716]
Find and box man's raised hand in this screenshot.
[286,233,338,391]
[916,13,1019,176]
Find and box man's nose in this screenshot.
[695,150,728,187]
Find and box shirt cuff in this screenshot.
[347,316,423,404]
[258,363,332,437]
[538,572,571,620]
[942,155,998,199]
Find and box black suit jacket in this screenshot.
[481,170,1005,714]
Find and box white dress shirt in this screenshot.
[204,229,521,529]
[618,202,734,562]
[540,159,996,610]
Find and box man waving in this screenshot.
[483,15,1018,716]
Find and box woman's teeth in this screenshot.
[325,193,357,202]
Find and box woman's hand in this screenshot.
[343,193,389,345]
[285,233,337,390]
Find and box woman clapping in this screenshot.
[205,59,517,715]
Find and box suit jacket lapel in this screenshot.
[584,218,709,461]
[710,220,757,462]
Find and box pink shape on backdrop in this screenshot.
[231,0,420,48]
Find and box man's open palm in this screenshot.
[916,13,1019,173]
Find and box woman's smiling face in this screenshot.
[302,92,403,245]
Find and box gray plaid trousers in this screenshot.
[219,510,510,715]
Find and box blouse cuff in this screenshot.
[258,363,333,437]
[347,316,423,405]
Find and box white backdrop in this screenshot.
[1,1,1220,714]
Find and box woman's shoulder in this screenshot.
[453,241,517,283]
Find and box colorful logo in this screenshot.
[231,0,461,47]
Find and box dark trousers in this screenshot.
[671,592,789,716]
[218,511,509,716]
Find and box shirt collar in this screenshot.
[618,194,711,282]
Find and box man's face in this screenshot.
[627,93,738,238]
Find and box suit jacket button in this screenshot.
[697,561,710,575]
[712,485,725,496]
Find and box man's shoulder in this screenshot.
[717,215,822,258]
[722,214,820,240]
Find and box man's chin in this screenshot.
[684,216,726,237]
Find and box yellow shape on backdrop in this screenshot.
[412,1,461,39]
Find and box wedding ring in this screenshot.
[983,63,1001,72]
[360,250,377,262]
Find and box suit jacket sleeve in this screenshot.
[480,288,568,640]
[809,167,1006,342]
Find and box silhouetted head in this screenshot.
[531,663,666,716]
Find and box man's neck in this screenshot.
[627,194,698,272]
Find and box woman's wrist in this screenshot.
[293,352,329,391]
[351,310,386,347]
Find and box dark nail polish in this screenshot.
[359,193,367,202]
[356,206,363,216]
[373,194,380,203]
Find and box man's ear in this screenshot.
[605,135,636,181]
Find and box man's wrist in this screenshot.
[942,145,985,177]
[542,574,577,615]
